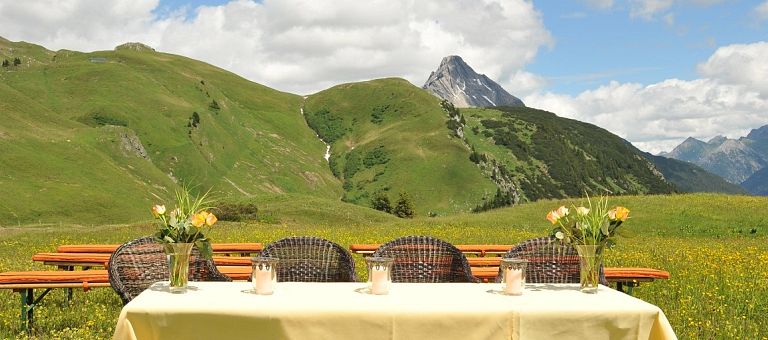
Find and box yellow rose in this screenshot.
[191,212,207,227]
[546,210,560,224]
[205,212,218,226]
[151,205,166,217]
[546,206,569,224]
[613,206,630,221]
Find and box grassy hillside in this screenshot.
[304,78,497,215]
[460,106,675,204]
[0,193,765,339]
[0,39,342,224]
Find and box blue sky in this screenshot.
[529,1,767,95]
[1,0,767,153]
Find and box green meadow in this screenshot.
[0,193,766,339]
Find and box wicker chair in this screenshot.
[259,236,357,282]
[108,236,231,304]
[496,237,608,285]
[372,235,479,283]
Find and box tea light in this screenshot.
[504,267,523,295]
[370,266,390,295]
[251,256,278,295]
[366,257,394,295]
[254,267,274,295]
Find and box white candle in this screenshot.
[370,267,390,295]
[504,268,523,295]
[254,267,274,295]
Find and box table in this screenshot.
[113,282,676,340]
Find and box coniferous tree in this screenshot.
[392,192,415,218]
[13,57,21,66]
[370,192,392,213]
[1,59,8,67]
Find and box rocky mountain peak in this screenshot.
[664,126,768,189]
[422,55,524,108]
[747,125,768,140]
[707,135,727,145]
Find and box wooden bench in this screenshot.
[32,253,255,269]
[0,270,112,331]
[37,243,262,271]
[0,264,255,331]
[349,244,670,294]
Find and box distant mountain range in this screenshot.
[662,125,768,195]
[422,55,524,108]
[0,36,747,223]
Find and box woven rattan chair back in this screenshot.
[259,236,357,282]
[497,237,608,285]
[372,235,479,283]
[108,236,231,304]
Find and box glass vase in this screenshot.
[165,243,194,293]
[573,244,602,294]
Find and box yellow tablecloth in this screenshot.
[113,282,676,340]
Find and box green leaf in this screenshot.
[196,239,213,259]
[600,220,610,236]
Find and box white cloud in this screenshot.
[697,42,768,93]
[630,0,674,19]
[584,0,614,9]
[502,70,549,98]
[524,42,768,154]
[754,1,768,21]
[628,0,725,20]
[0,0,552,94]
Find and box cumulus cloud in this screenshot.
[0,0,552,94]
[502,70,549,98]
[697,42,768,93]
[524,42,768,154]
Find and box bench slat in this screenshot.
[0,270,110,284]
[56,243,263,254]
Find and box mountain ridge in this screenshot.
[665,126,768,192]
[0,37,747,222]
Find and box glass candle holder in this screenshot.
[500,258,528,295]
[365,257,394,295]
[251,256,278,295]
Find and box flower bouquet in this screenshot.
[546,196,629,293]
[150,187,217,292]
